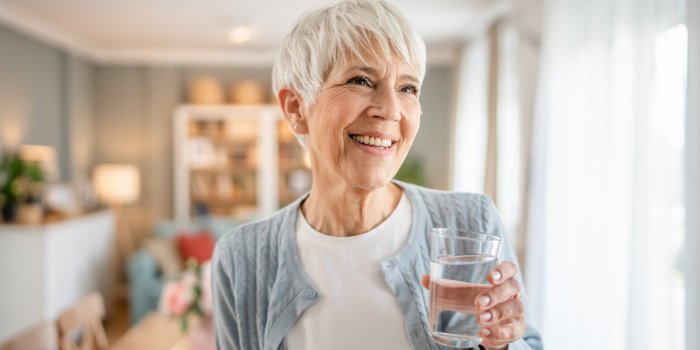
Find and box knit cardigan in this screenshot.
[213,181,543,350]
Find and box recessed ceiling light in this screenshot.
[228,26,252,45]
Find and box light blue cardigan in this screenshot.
[213,181,543,350]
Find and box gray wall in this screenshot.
[0,25,95,185]
[66,56,96,185]
[413,65,455,190]
[0,25,64,159]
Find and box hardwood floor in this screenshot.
[105,298,131,344]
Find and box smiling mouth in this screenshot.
[349,134,397,149]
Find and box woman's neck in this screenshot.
[301,181,403,237]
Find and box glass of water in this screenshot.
[428,228,502,348]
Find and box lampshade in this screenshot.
[93,164,140,205]
[19,144,58,181]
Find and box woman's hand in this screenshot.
[421,261,526,350]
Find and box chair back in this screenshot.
[0,320,58,350]
[56,292,109,350]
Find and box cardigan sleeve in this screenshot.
[213,237,243,350]
[483,196,544,350]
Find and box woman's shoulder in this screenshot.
[400,182,500,234]
[214,204,295,259]
[400,181,492,208]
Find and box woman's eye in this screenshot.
[400,85,419,95]
[347,76,372,87]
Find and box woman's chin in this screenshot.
[347,171,396,192]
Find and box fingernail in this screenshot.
[482,328,491,337]
[478,295,491,307]
[479,311,492,322]
[491,271,502,281]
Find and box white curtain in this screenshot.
[451,34,490,195]
[685,0,699,349]
[526,0,687,349]
[451,22,525,243]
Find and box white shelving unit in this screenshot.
[173,105,310,222]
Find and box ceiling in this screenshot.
[0,0,507,66]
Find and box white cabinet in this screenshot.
[173,105,310,222]
[0,210,115,344]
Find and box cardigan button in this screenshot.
[304,289,317,299]
[384,262,394,269]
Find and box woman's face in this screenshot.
[301,51,422,192]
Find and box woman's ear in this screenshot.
[278,87,308,134]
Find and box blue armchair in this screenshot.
[126,215,237,324]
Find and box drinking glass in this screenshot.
[428,228,502,348]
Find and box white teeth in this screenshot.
[352,134,394,148]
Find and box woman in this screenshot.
[213,1,543,349]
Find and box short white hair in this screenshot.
[272,0,427,107]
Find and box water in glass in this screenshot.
[429,254,497,348]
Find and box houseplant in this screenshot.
[0,153,45,222]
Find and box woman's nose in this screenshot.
[370,85,401,121]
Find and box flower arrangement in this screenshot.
[160,258,213,332]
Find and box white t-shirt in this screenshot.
[287,193,413,350]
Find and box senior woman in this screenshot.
[213,1,542,349]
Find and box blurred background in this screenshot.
[0,0,697,349]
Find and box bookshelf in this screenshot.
[173,105,311,222]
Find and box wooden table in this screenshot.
[110,313,190,350]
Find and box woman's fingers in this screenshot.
[476,275,521,310]
[477,297,525,325]
[421,262,526,348]
[421,274,430,289]
[480,318,526,348]
[477,263,525,349]
[487,261,517,285]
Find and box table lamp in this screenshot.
[93,164,140,262]
[19,144,58,182]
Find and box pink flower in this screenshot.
[160,280,194,316]
[159,259,214,331]
[181,270,198,289]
